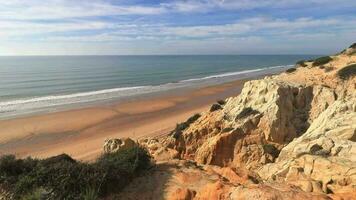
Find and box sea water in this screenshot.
[0,55,318,119]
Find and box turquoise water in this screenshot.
[0,55,317,118]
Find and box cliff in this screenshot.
[105,44,356,199]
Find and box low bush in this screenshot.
[210,103,222,112]
[0,146,151,199]
[349,43,356,49]
[235,107,260,120]
[324,66,334,72]
[296,60,307,67]
[312,56,332,66]
[285,68,296,73]
[186,113,201,124]
[216,99,226,105]
[337,64,356,80]
[171,113,201,139]
[262,144,280,158]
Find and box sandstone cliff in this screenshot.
[105,44,356,199]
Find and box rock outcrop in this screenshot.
[103,138,137,153]
[109,44,356,199]
[117,159,331,200]
[258,94,356,194]
[145,78,340,171]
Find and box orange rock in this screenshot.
[168,188,196,200]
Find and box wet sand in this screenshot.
[0,77,260,161]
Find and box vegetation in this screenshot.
[262,144,280,158]
[337,64,356,80]
[296,60,307,67]
[171,113,201,139]
[0,146,151,200]
[210,103,222,112]
[324,66,334,72]
[349,43,356,49]
[312,56,332,66]
[285,68,297,73]
[235,107,260,120]
[216,99,226,105]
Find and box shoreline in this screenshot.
[0,65,290,120]
[0,73,275,161]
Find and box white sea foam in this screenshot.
[0,65,290,119]
[180,65,290,82]
[0,86,148,107]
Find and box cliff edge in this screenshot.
[106,44,356,200]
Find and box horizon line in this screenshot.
[0,54,323,57]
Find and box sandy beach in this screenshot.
[0,77,262,161]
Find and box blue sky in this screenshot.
[0,0,355,55]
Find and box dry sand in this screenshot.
[0,78,260,161]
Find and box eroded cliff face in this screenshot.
[105,44,356,199]
[258,94,356,194]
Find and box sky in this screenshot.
[0,0,355,55]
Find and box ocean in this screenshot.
[0,55,317,119]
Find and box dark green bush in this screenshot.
[312,56,332,66]
[337,64,356,80]
[324,66,334,72]
[296,60,307,67]
[186,113,201,124]
[210,103,222,112]
[171,113,201,139]
[0,146,151,200]
[285,68,296,73]
[216,99,226,105]
[349,43,356,49]
[262,144,280,158]
[235,107,260,120]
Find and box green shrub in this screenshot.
[349,43,356,49]
[337,64,356,80]
[216,99,226,105]
[285,68,296,73]
[210,103,222,112]
[83,187,99,200]
[324,66,334,72]
[21,188,46,200]
[171,113,201,139]
[312,56,332,66]
[296,60,307,67]
[0,146,151,200]
[262,144,280,158]
[235,107,260,120]
[186,113,201,124]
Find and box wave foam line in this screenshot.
[180,65,291,83]
[0,65,291,108]
[0,86,148,106]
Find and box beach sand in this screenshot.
[0,77,260,161]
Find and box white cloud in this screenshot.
[2,16,355,42]
[0,1,355,55]
[0,0,354,21]
[0,0,166,20]
[162,0,356,12]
